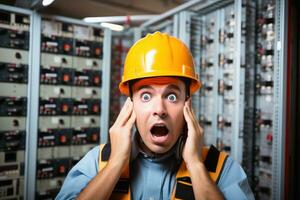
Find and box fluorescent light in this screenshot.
[83,15,158,23]
[84,17,106,23]
[42,0,55,6]
[100,22,124,32]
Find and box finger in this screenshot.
[189,106,202,133]
[185,99,197,125]
[118,101,134,126]
[183,104,195,132]
[189,105,197,123]
[184,101,197,127]
[115,98,132,124]
[125,110,136,129]
[189,108,204,134]
[184,102,202,136]
[115,97,130,122]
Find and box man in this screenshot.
[56,32,254,200]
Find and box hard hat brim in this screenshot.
[119,74,201,96]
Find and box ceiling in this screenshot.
[1,0,185,24]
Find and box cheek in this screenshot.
[133,102,148,131]
[177,110,185,127]
[169,106,185,129]
[133,99,153,116]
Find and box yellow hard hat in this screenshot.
[119,31,201,96]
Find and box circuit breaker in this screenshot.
[191,4,243,155]
[252,1,276,199]
[186,1,278,198]
[36,19,103,199]
[0,9,30,199]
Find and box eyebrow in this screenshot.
[166,84,181,92]
[135,84,182,92]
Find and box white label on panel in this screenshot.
[265,95,272,102]
[50,180,57,187]
[86,59,93,67]
[54,87,61,95]
[74,26,90,40]
[51,117,59,124]
[84,117,91,124]
[54,56,62,64]
[85,88,92,95]
[42,20,59,35]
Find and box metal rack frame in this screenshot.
[272,0,287,199]
[101,28,112,144]
[232,0,243,163]
[0,4,39,199]
[25,10,41,200]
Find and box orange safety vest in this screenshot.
[98,144,228,200]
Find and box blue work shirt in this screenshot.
[56,145,255,200]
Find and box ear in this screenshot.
[184,98,192,109]
[185,96,191,102]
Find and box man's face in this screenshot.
[132,77,186,154]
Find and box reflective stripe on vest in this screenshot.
[98,144,228,200]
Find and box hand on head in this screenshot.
[182,98,204,165]
[109,97,136,165]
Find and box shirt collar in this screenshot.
[130,131,183,162]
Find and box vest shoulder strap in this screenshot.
[98,143,130,200]
[203,145,228,183]
[173,145,228,200]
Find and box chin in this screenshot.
[148,143,172,154]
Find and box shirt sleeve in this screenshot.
[55,145,100,200]
[217,156,255,200]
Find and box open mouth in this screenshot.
[150,124,169,137]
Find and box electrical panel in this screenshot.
[36,19,103,199]
[109,32,133,126]
[233,1,278,199]
[0,9,30,199]
[252,1,276,199]
[141,0,285,199]
[188,5,243,155]
[186,1,279,198]
[142,2,245,160]
[241,0,257,194]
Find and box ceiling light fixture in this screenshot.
[42,0,55,7]
[83,15,157,24]
[100,22,124,32]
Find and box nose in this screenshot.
[153,97,167,119]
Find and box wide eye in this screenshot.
[141,93,151,102]
[167,93,177,102]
